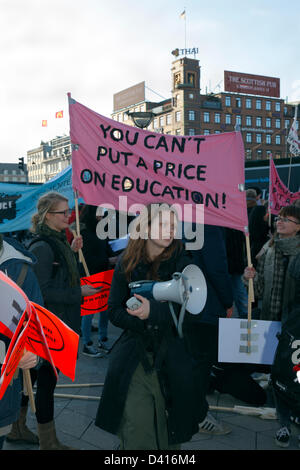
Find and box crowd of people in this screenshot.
[0,188,299,450]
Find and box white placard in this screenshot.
[218,318,281,364]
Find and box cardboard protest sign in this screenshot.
[80,270,114,316]
[0,271,29,339]
[218,318,281,365]
[269,157,300,215]
[69,95,248,232]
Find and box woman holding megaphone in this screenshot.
[95,203,199,450]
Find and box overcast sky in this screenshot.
[1,0,299,163]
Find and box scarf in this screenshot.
[263,236,300,321]
[36,223,80,287]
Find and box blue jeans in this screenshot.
[230,274,248,318]
[81,311,109,345]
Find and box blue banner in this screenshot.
[0,166,78,232]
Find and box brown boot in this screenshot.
[37,420,76,450]
[6,405,39,444]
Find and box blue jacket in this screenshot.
[184,225,233,325]
[0,237,43,429]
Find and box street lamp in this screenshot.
[126,111,155,129]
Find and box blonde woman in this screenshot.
[29,191,98,450]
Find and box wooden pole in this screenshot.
[72,191,90,277]
[245,232,255,353]
[23,370,36,413]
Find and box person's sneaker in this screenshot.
[83,342,103,358]
[198,412,231,435]
[275,426,290,447]
[98,341,110,354]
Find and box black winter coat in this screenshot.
[95,246,199,445]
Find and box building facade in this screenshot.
[0,163,27,183]
[27,135,71,183]
[112,57,299,162]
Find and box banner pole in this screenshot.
[23,369,36,413]
[73,191,90,276]
[245,231,255,354]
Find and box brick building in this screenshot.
[112,57,299,162]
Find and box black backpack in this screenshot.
[271,308,300,414]
[28,235,64,279]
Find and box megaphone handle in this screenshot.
[177,298,188,339]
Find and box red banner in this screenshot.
[80,270,114,316]
[269,158,300,215]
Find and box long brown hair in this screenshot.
[122,203,182,281]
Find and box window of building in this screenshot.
[188,93,194,99]
[266,134,271,144]
[285,119,290,129]
[266,117,271,128]
[175,129,181,135]
[275,102,281,112]
[188,129,195,135]
[153,118,158,129]
[215,130,221,134]
[188,110,195,121]
[256,116,262,127]
[236,97,241,108]
[246,98,252,109]
[214,113,221,124]
[246,116,252,126]
[256,134,262,143]
[203,112,210,123]
[203,130,210,135]
[275,135,281,145]
[236,115,241,126]
[256,149,262,159]
[159,116,164,127]
[246,149,252,159]
[246,133,252,143]
[266,150,272,159]
[256,99,262,110]
[225,114,231,124]
[266,101,271,111]
[166,114,172,125]
[225,96,231,107]
[187,73,195,86]
[275,119,281,129]
[175,111,181,122]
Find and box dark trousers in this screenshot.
[184,322,218,423]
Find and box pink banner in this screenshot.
[69,95,248,232]
[269,158,300,215]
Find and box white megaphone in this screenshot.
[128,264,207,315]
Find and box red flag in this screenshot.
[0,305,57,400]
[29,303,79,381]
[55,110,63,119]
[80,270,114,316]
[269,157,300,214]
[42,120,47,127]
